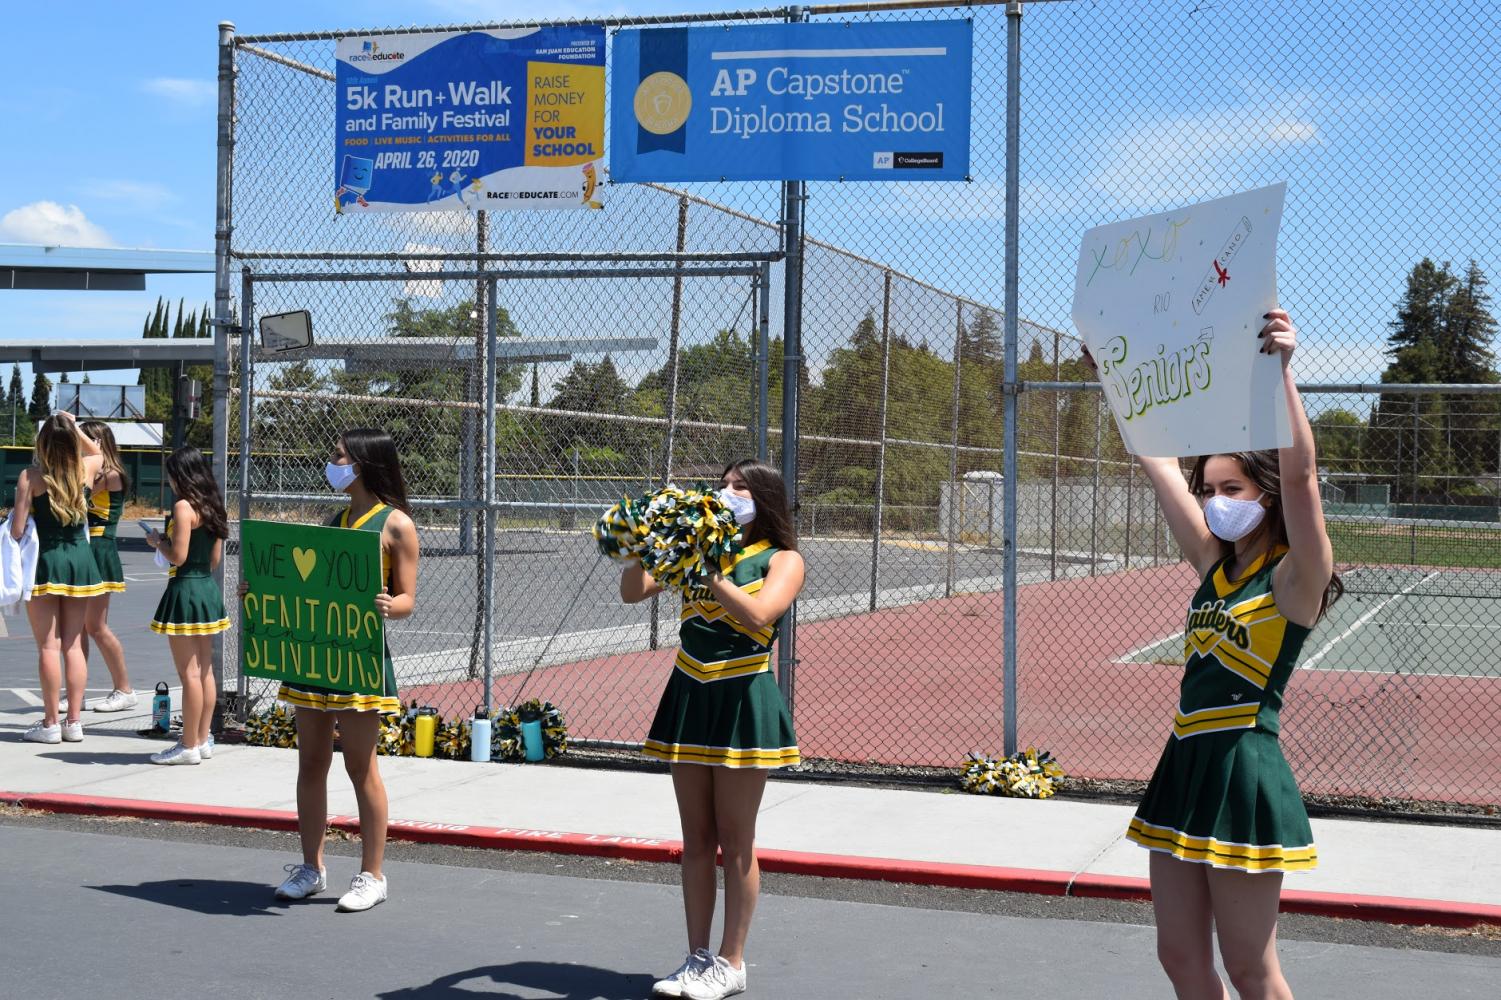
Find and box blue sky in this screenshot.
[2,1,1497,413]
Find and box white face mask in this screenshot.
[1203,495,1266,542]
[325,461,358,492]
[718,488,756,525]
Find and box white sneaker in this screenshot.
[682,956,746,1000]
[198,735,214,760]
[23,721,61,744]
[653,949,713,998]
[91,689,138,713]
[336,871,387,912]
[61,719,83,742]
[149,742,201,765]
[274,863,327,900]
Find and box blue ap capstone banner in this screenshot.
[610,20,971,182]
[334,27,605,214]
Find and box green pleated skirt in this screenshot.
[644,654,799,769]
[277,643,402,714]
[90,536,126,594]
[34,540,107,599]
[150,573,231,635]
[1127,729,1317,873]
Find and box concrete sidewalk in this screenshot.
[3,722,1498,926]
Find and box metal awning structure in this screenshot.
[1,244,214,291]
[0,336,658,373]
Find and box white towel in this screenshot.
[0,517,40,607]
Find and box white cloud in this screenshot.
[0,202,115,247]
[141,77,216,108]
[81,179,176,213]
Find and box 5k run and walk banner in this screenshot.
[334,27,606,213]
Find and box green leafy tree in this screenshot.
[27,372,52,423]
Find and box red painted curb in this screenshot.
[5,790,1498,929]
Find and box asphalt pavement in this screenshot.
[3,813,1498,1000]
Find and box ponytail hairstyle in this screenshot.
[1189,449,1343,621]
[164,446,228,540]
[721,459,797,552]
[340,428,411,516]
[34,416,88,526]
[80,420,130,493]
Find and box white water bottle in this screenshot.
[469,706,492,763]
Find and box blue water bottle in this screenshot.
[151,682,172,733]
[470,706,492,763]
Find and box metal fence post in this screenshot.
[946,301,963,597]
[757,261,771,463]
[1001,0,1023,758]
[482,277,498,715]
[466,212,488,678]
[870,269,893,611]
[777,45,806,712]
[1050,329,1060,580]
[213,19,237,722]
[649,196,691,652]
[235,268,254,718]
[1090,400,1101,574]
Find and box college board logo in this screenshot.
[634,71,692,136]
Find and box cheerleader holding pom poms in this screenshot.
[145,447,230,765]
[1088,309,1341,1000]
[615,461,803,1000]
[266,428,418,914]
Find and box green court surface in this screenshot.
[1117,565,1501,678]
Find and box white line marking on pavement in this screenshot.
[1300,571,1441,670]
[8,689,42,706]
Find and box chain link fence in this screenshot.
[218,1,1501,812]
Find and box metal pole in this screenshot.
[1090,399,1101,575]
[870,269,892,612]
[748,270,760,452]
[777,6,806,713]
[482,277,498,715]
[757,262,772,463]
[1000,0,1023,758]
[465,211,488,676]
[946,301,963,598]
[1125,458,1135,570]
[1050,330,1060,580]
[650,196,690,652]
[212,20,237,724]
[235,268,254,718]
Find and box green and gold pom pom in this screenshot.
[376,712,406,756]
[958,748,1065,799]
[491,698,569,762]
[245,703,298,749]
[434,717,472,761]
[595,485,741,600]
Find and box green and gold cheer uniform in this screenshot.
[31,492,106,599]
[1127,546,1318,873]
[276,503,401,713]
[643,539,800,769]
[87,485,127,594]
[150,517,231,636]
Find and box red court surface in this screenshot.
[408,563,1501,805]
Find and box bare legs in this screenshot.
[670,764,770,967]
[1150,852,1292,1000]
[167,634,215,748]
[84,594,132,695]
[27,596,87,726]
[292,708,389,876]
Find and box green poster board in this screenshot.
[239,519,385,696]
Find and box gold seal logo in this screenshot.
[634,71,692,135]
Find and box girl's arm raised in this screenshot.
[704,549,805,631]
[620,563,664,604]
[1263,309,1334,627]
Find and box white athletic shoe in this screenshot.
[198,735,214,760]
[336,871,388,912]
[60,719,84,742]
[274,863,327,900]
[23,721,61,744]
[652,949,713,998]
[682,956,746,1000]
[149,742,200,765]
[91,689,138,713]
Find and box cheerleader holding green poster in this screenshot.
[619,460,803,1000]
[1088,309,1341,1000]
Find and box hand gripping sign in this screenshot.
[1071,183,1292,458]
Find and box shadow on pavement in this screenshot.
[37,751,155,765]
[87,879,329,916]
[377,962,655,1000]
